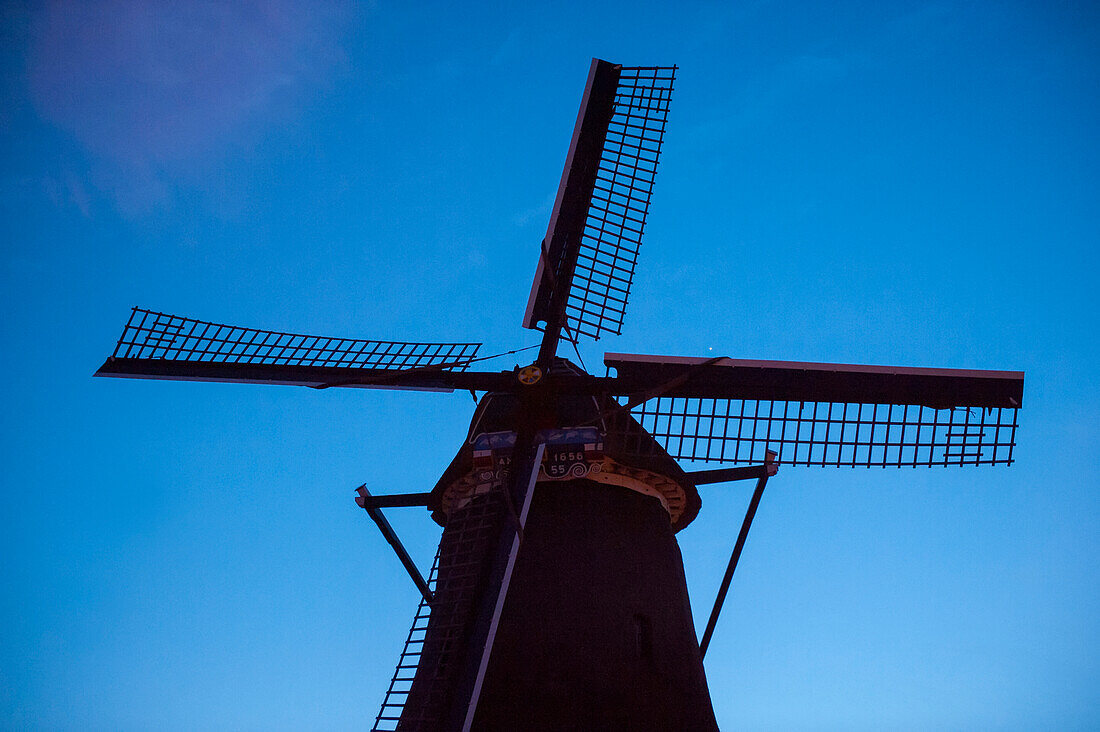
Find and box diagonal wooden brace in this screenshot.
[699,450,778,658]
[355,484,434,605]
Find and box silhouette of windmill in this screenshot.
[96,59,1023,730]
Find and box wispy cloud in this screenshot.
[26,0,353,216]
[512,189,556,228]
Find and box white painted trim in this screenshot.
[461,443,546,732]
[522,59,601,330]
[604,352,1024,380]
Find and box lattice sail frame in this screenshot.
[608,397,1018,468]
[110,308,481,370]
[566,65,675,342]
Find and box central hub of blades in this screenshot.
[516,364,543,385]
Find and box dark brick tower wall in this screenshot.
[398,480,717,730]
[397,385,716,729]
[472,480,718,730]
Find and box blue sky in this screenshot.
[2,1,1098,729]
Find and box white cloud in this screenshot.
[512,189,556,228]
[27,0,354,215]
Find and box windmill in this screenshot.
[95,58,1023,730]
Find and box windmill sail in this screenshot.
[604,353,1022,467]
[95,307,487,392]
[524,60,675,351]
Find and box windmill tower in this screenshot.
[95,59,1024,731]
